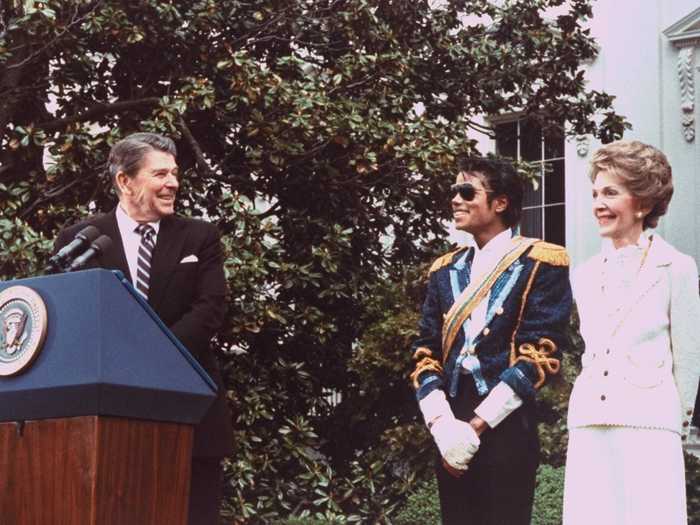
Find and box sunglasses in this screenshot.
[451,182,478,201]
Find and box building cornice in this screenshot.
[664,7,700,48]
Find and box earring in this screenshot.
[635,211,643,219]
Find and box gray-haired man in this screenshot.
[55,132,234,524]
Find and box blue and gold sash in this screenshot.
[441,236,538,362]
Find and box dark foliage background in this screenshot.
[1,0,629,521]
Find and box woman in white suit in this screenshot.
[563,140,700,525]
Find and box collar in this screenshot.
[471,228,513,259]
[596,231,676,268]
[601,230,650,262]
[116,204,161,235]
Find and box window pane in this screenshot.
[495,122,518,159]
[544,204,565,245]
[522,165,543,208]
[520,119,542,162]
[521,207,543,239]
[544,159,565,204]
[544,127,565,159]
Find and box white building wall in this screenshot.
[565,0,700,266]
[471,2,700,266]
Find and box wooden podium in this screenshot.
[0,270,217,525]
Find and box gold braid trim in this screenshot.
[428,246,468,274]
[512,338,560,389]
[509,261,541,366]
[527,241,569,267]
[410,357,444,389]
[441,236,539,363]
[412,346,434,360]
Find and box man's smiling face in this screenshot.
[118,149,179,222]
[452,171,501,235]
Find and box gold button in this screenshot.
[687,410,693,416]
[482,328,490,336]
[496,307,504,315]
[682,435,687,441]
[683,421,690,427]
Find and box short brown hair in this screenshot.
[589,140,673,229]
[108,132,177,194]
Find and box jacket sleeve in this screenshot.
[499,260,573,401]
[168,224,227,360]
[410,270,447,401]
[670,254,700,440]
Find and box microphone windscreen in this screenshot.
[77,225,101,243]
[93,235,113,253]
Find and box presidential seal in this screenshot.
[0,286,48,376]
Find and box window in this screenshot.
[494,119,566,246]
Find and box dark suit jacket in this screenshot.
[55,209,234,457]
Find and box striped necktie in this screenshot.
[135,224,155,300]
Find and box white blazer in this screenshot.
[568,234,700,440]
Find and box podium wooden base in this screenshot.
[0,416,193,525]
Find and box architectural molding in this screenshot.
[665,8,700,142]
[664,7,700,48]
[678,47,695,142]
[575,135,590,157]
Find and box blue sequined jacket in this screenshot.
[411,240,573,403]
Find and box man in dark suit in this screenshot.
[55,132,234,525]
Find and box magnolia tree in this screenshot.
[1,0,627,521]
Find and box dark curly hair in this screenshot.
[456,156,524,228]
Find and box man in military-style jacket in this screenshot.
[411,157,573,525]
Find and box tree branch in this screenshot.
[257,201,280,219]
[20,173,92,219]
[36,97,161,133]
[177,116,217,178]
[327,74,378,96]
[466,119,496,138]
[5,1,104,71]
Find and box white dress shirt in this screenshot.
[115,205,160,284]
[466,228,523,428]
[466,228,514,342]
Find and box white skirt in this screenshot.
[563,426,687,525]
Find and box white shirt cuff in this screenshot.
[418,389,452,428]
[474,382,523,428]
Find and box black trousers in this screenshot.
[188,457,224,525]
[436,382,540,525]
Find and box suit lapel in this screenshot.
[448,248,473,304]
[620,235,671,316]
[93,211,130,278]
[148,216,184,310]
[599,235,672,338]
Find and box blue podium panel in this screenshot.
[0,270,216,424]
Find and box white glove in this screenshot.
[418,390,480,471]
[418,389,452,427]
[431,416,480,471]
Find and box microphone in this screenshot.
[46,225,101,273]
[65,235,113,272]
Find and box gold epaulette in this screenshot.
[527,241,569,267]
[428,246,468,274]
